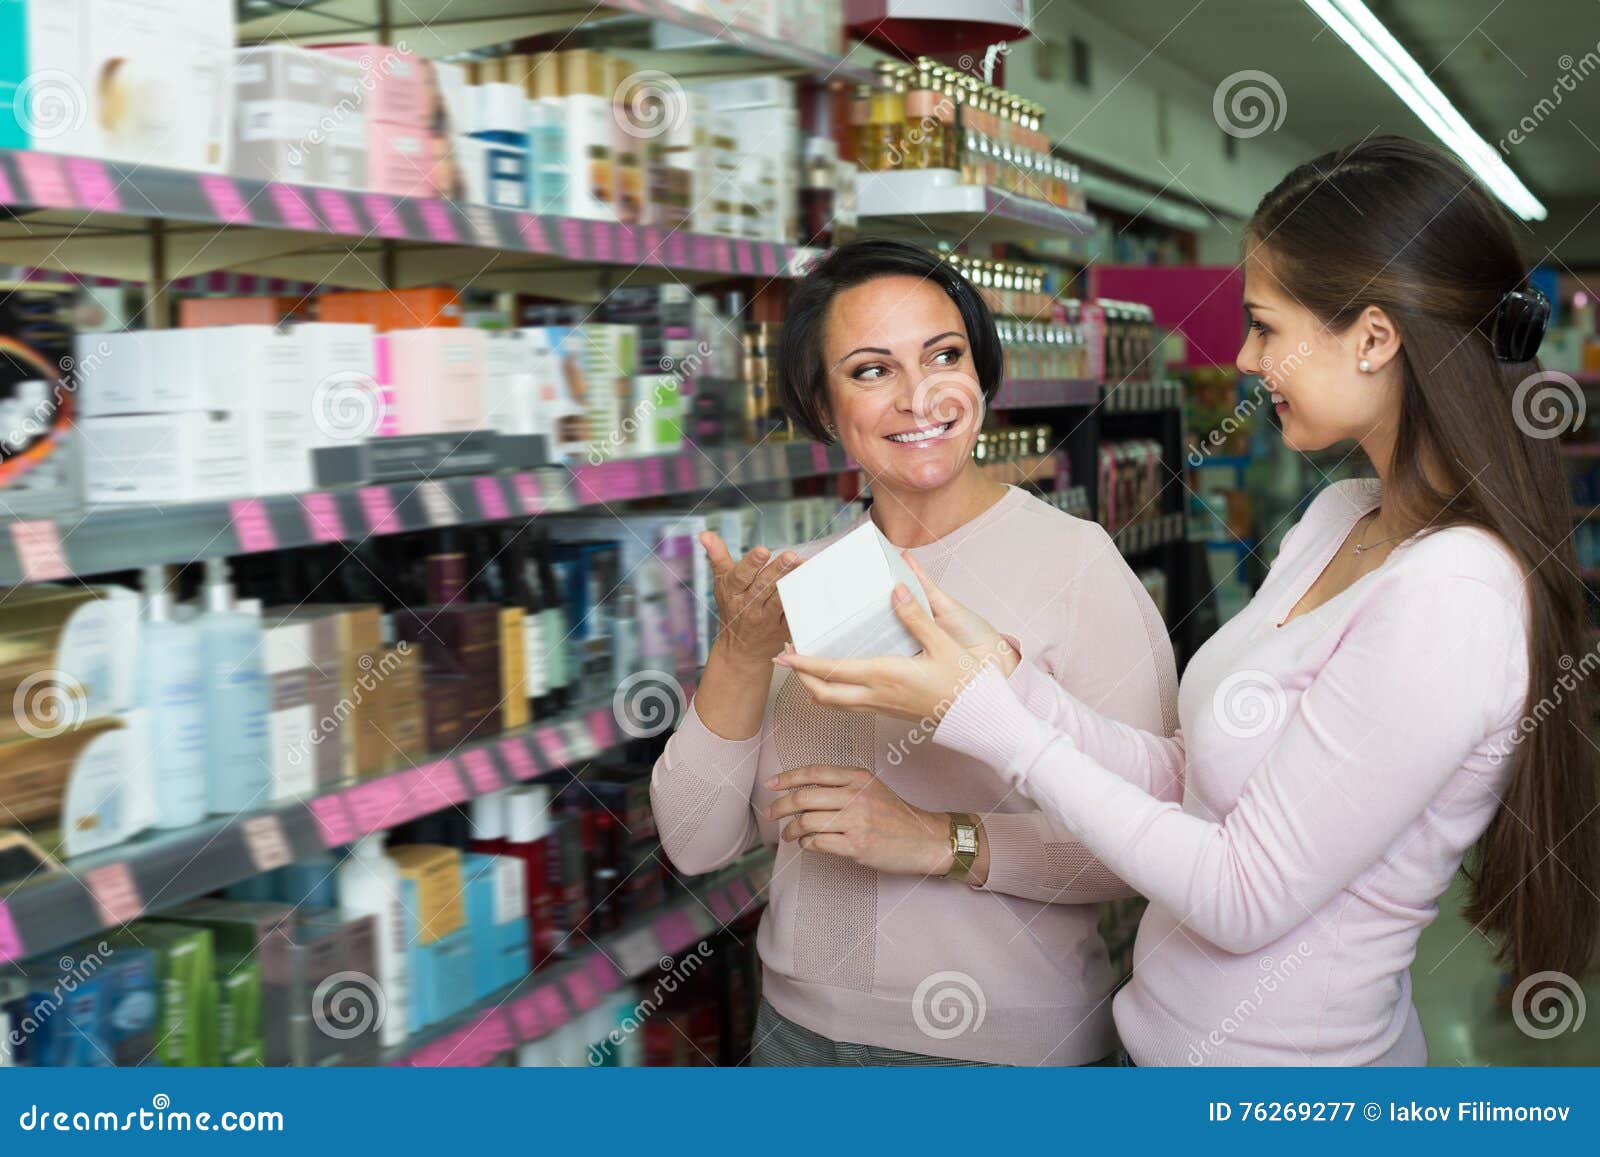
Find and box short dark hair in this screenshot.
[776,238,1003,442]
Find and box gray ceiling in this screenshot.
[1072,0,1600,262]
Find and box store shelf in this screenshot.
[1101,380,1184,414]
[854,171,1097,245]
[1112,512,1185,556]
[390,849,772,1067]
[991,378,1099,410]
[238,0,879,85]
[0,149,825,290]
[0,673,703,967]
[0,441,853,584]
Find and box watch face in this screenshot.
[954,826,979,854]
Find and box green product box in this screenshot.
[108,923,218,1068]
[217,953,263,1068]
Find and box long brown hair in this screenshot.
[1248,135,1598,983]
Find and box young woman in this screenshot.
[649,238,1180,1065]
[775,137,1600,1065]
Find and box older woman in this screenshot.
[649,238,1179,1066]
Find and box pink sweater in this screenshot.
[650,486,1179,1064]
[935,478,1531,1065]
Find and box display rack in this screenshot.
[1,442,853,584]
[855,172,1097,245]
[0,675,707,966]
[392,849,772,1067]
[991,378,1100,410]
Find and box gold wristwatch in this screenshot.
[945,813,980,882]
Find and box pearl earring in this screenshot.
[1359,358,1371,373]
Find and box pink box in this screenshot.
[375,328,485,436]
[367,121,445,199]
[312,44,436,129]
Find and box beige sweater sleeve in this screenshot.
[649,698,768,876]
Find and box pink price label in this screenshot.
[469,1011,514,1059]
[533,985,570,1030]
[0,166,12,205]
[643,457,666,494]
[617,225,640,264]
[241,815,293,873]
[533,727,567,768]
[314,188,360,234]
[572,465,602,505]
[389,769,429,822]
[717,238,734,271]
[518,214,550,253]
[269,183,318,231]
[642,226,664,263]
[199,174,253,224]
[419,759,470,806]
[674,455,697,490]
[509,995,545,1041]
[559,218,583,256]
[16,152,72,208]
[586,953,620,992]
[474,477,510,521]
[362,194,406,238]
[419,199,460,243]
[707,888,736,925]
[812,442,835,472]
[736,240,753,273]
[564,968,600,1012]
[590,220,615,263]
[359,487,399,534]
[728,879,754,911]
[497,737,538,781]
[759,245,778,276]
[692,235,712,268]
[666,232,688,267]
[459,748,501,795]
[301,492,345,542]
[86,863,142,928]
[653,909,699,954]
[346,778,405,833]
[511,472,541,514]
[0,901,25,965]
[9,520,69,581]
[586,708,615,751]
[309,794,356,847]
[229,499,277,553]
[65,158,121,212]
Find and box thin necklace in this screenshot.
[1351,511,1409,556]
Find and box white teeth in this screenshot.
[887,423,951,443]
[1271,393,1285,404]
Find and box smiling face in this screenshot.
[820,275,986,495]
[1236,252,1400,453]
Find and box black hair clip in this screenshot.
[1492,286,1550,363]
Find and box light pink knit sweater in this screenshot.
[650,486,1180,1064]
[935,479,1531,1065]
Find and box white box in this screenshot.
[294,322,378,448]
[73,332,144,418]
[777,522,932,659]
[81,411,252,504]
[377,328,486,436]
[27,0,234,173]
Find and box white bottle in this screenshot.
[337,835,411,1050]
[199,560,271,814]
[137,566,207,829]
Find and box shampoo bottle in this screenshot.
[137,566,207,829]
[199,560,271,814]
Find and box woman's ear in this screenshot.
[1357,305,1403,373]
